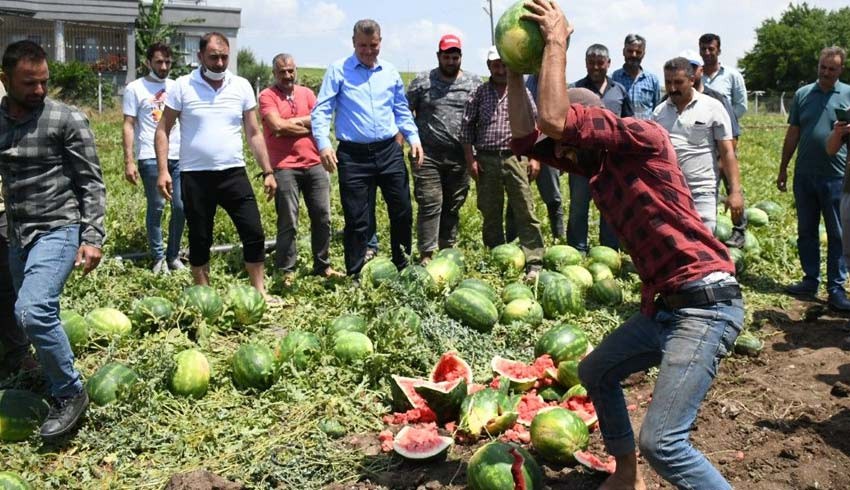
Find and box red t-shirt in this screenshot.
[512,104,734,315]
[258,85,321,169]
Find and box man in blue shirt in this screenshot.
[570,43,633,252]
[777,46,850,311]
[612,33,660,120]
[699,33,748,120]
[312,19,423,276]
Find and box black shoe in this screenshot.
[784,281,817,299]
[724,229,746,249]
[828,292,850,312]
[40,389,89,440]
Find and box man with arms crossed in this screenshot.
[777,46,850,311]
[406,34,481,264]
[0,40,106,439]
[156,32,277,299]
[259,53,342,284]
[653,56,744,233]
[507,2,743,487]
[312,19,423,276]
[123,42,185,274]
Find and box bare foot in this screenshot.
[598,472,647,490]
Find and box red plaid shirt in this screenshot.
[460,82,537,151]
[512,104,734,314]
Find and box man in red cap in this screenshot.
[406,34,481,264]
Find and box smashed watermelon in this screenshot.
[393,424,453,462]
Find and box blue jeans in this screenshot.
[139,159,185,261]
[793,173,847,293]
[579,280,743,489]
[567,174,619,252]
[9,225,83,399]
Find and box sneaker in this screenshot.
[364,248,377,263]
[785,281,817,299]
[828,291,850,312]
[167,258,186,271]
[724,229,746,249]
[40,389,89,440]
[524,264,543,283]
[151,258,169,275]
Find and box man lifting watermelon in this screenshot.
[505,1,745,488]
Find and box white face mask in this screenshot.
[148,71,167,83]
[202,66,227,81]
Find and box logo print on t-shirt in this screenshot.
[150,88,167,122]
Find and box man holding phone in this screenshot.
[777,46,850,310]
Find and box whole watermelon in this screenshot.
[714,220,732,242]
[275,330,322,369]
[536,269,567,298]
[543,244,582,271]
[169,349,211,399]
[60,310,88,354]
[491,243,526,276]
[501,298,544,326]
[379,306,422,334]
[333,331,374,362]
[467,441,543,490]
[502,282,535,303]
[434,247,465,271]
[131,296,175,333]
[226,285,267,326]
[587,246,621,275]
[728,247,746,275]
[530,407,589,463]
[425,256,463,292]
[179,285,224,322]
[329,314,368,336]
[445,288,499,333]
[542,278,583,318]
[0,472,31,490]
[231,343,277,391]
[361,257,399,287]
[457,278,500,304]
[743,230,761,256]
[86,307,133,339]
[589,278,623,306]
[0,389,49,442]
[494,1,546,74]
[744,207,769,227]
[534,323,589,364]
[86,362,139,406]
[753,200,783,220]
[587,262,614,283]
[561,265,593,290]
[399,264,435,294]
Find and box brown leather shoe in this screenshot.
[320,267,345,279]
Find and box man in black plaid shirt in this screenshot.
[0,41,106,440]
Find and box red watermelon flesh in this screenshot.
[393,423,453,460]
[430,351,474,384]
[510,447,529,490]
[516,393,549,426]
[574,449,617,473]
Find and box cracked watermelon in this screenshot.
[494,1,545,74]
[467,441,543,490]
[459,388,518,436]
[430,351,473,384]
[414,377,467,424]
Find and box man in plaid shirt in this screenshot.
[460,46,545,279]
[0,41,106,440]
[509,2,743,488]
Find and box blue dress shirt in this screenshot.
[311,54,420,152]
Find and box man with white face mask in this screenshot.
[155,32,278,300]
[122,42,184,274]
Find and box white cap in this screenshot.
[487,45,501,61]
[679,49,703,67]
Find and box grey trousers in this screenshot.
[273,164,332,274]
[413,149,470,254]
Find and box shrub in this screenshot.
[48,60,115,109]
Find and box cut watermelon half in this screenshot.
[430,351,474,384]
[393,424,453,461]
[574,449,616,473]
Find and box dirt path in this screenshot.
[332,300,850,490]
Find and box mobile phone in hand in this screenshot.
[836,107,850,122]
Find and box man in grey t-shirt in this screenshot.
[406,35,481,263]
[653,57,743,232]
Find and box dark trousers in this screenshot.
[273,164,332,274]
[413,148,470,253]
[337,139,412,275]
[0,212,29,361]
[181,167,266,266]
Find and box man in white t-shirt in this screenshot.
[653,56,743,232]
[154,32,278,299]
[122,42,184,274]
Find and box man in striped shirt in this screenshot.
[460,46,545,280]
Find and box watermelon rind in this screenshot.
[574,449,617,473]
[467,441,544,490]
[445,288,498,333]
[393,425,454,461]
[86,362,139,406]
[414,377,467,424]
[562,384,588,400]
[530,406,590,464]
[494,0,545,74]
[534,324,589,365]
[390,375,431,412]
[491,356,537,392]
[0,389,49,442]
[430,351,474,384]
[0,471,32,490]
[169,349,211,399]
[457,278,500,305]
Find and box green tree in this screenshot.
[238,48,272,93]
[134,0,201,77]
[740,3,850,92]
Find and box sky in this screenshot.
[205,0,847,81]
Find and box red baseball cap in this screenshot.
[438,34,462,52]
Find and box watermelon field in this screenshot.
[2,109,850,489]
